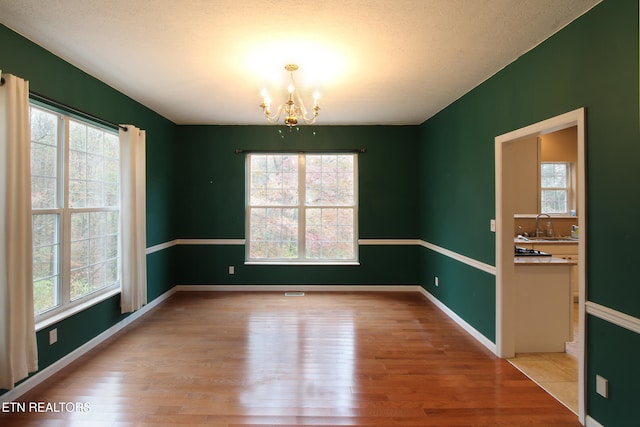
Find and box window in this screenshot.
[31,104,120,319]
[540,162,571,214]
[246,153,358,263]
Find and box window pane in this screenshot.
[33,243,58,280]
[249,154,298,206]
[69,178,87,207]
[69,119,119,208]
[90,211,107,236]
[541,163,567,188]
[106,211,119,235]
[71,212,89,241]
[31,107,58,146]
[104,133,119,159]
[87,181,103,207]
[90,236,107,265]
[71,239,89,271]
[70,269,89,301]
[306,155,354,206]
[105,258,119,286]
[69,120,87,151]
[249,208,298,259]
[30,107,59,209]
[306,207,354,259]
[31,143,57,177]
[87,126,104,155]
[70,210,119,300]
[34,277,59,315]
[71,263,115,301]
[32,214,60,314]
[32,176,57,209]
[541,189,568,214]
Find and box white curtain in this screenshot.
[119,125,147,314]
[0,72,38,390]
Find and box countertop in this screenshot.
[514,237,578,245]
[515,256,577,265]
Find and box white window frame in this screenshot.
[245,152,359,265]
[540,161,572,215]
[30,103,121,328]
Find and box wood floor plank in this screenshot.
[1,291,580,426]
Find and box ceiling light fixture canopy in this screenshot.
[260,64,320,129]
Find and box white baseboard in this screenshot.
[586,415,605,427]
[175,284,419,292]
[1,287,176,402]
[417,287,498,355]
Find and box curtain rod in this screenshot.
[1,76,127,131]
[29,90,127,132]
[235,148,366,154]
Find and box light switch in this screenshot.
[49,328,57,345]
[596,375,608,398]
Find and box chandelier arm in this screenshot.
[263,104,285,124]
[294,91,319,124]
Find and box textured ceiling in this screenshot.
[0,0,600,125]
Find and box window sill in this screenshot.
[35,288,121,332]
[245,261,360,266]
[514,214,579,219]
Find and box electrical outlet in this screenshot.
[490,219,496,232]
[228,265,235,275]
[596,375,608,398]
[435,276,439,287]
[49,328,57,345]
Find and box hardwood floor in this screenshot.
[1,291,581,426]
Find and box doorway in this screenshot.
[495,108,586,424]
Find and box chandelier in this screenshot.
[260,64,320,128]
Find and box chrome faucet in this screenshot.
[535,213,555,238]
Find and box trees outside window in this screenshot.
[540,162,570,214]
[31,104,120,318]
[246,153,358,263]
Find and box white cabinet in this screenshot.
[514,260,573,353]
[543,247,578,302]
[516,241,579,300]
[511,137,540,214]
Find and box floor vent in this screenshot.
[285,292,305,297]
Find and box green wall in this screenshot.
[173,125,420,285]
[418,0,640,424]
[2,1,640,423]
[1,23,178,390]
[587,316,640,427]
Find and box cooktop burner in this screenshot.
[514,246,552,256]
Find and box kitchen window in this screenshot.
[31,104,121,321]
[540,162,571,214]
[246,152,358,264]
